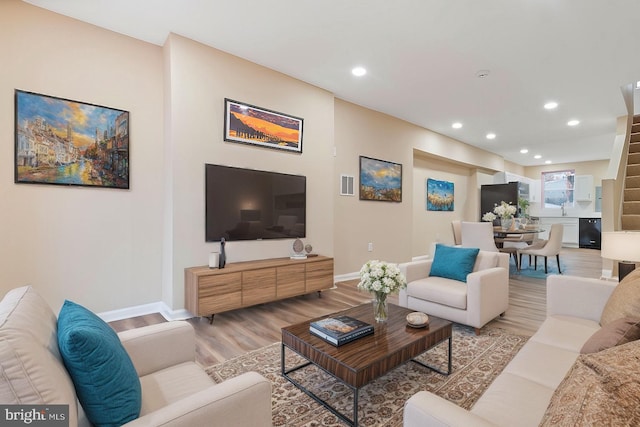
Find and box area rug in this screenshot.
[206,325,528,426]
[510,261,566,278]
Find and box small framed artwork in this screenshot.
[359,156,402,202]
[224,98,303,153]
[15,90,130,189]
[427,178,454,211]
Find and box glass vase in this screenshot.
[372,292,388,322]
[500,218,513,231]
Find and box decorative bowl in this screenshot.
[406,311,429,328]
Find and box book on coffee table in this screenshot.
[309,315,374,346]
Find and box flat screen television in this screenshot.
[205,164,306,242]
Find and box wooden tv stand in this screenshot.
[184,256,334,321]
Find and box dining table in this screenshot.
[493,227,545,271]
[493,227,545,248]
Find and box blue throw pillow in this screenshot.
[57,300,141,427]
[429,244,480,282]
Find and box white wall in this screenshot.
[411,156,496,257]
[333,100,415,274]
[4,1,610,315]
[165,34,335,309]
[412,155,472,255]
[0,0,164,313]
[1,3,335,314]
[333,99,506,274]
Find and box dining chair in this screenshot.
[451,220,462,245]
[517,223,564,273]
[495,236,526,267]
[460,221,499,252]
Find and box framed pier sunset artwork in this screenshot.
[224,98,303,153]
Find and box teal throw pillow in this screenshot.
[57,300,141,427]
[429,244,480,282]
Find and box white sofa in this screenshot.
[403,274,618,427]
[399,250,509,334]
[0,286,273,427]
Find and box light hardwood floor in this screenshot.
[110,248,604,366]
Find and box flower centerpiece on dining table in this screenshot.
[358,260,407,322]
[484,200,518,231]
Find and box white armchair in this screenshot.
[119,322,273,427]
[0,286,273,427]
[399,250,509,334]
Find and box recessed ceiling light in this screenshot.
[486,133,496,140]
[534,154,542,159]
[544,101,558,110]
[520,148,529,154]
[351,66,367,77]
[545,160,552,164]
[452,122,462,129]
[567,119,580,126]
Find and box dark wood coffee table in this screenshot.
[281,303,452,426]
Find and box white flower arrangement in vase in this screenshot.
[358,260,407,322]
[492,201,517,219]
[484,201,518,230]
[481,212,497,222]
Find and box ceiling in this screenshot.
[24,0,640,167]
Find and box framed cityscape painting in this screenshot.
[359,156,402,202]
[224,98,303,153]
[14,90,130,189]
[427,178,454,211]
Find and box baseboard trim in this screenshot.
[334,259,426,284]
[98,302,195,323]
[99,272,373,322]
[600,269,617,282]
[334,272,359,283]
[160,307,194,321]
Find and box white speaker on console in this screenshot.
[208,252,220,268]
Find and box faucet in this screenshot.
[561,203,566,216]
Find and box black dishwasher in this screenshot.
[579,218,601,249]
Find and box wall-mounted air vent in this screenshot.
[340,175,355,196]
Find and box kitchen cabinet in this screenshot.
[537,217,579,248]
[492,172,538,202]
[575,175,594,202]
[529,179,540,203]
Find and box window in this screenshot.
[542,170,575,208]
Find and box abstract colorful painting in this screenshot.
[15,90,129,189]
[359,156,402,202]
[224,98,303,153]
[427,178,454,211]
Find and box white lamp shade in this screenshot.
[601,231,640,262]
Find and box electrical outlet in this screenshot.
[368,242,373,252]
